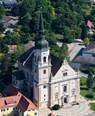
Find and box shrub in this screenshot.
[51,104,60,110]
[85,93,94,99]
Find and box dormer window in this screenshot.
[43,57,46,63]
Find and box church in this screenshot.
[12,11,80,109]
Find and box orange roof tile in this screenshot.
[0,95,20,109]
[1,85,37,112]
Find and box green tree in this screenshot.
[0,5,5,19]
[87,72,94,91]
[4,32,21,45]
[83,37,90,46]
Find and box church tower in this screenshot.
[33,10,51,108]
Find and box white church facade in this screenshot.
[12,11,80,109]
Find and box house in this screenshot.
[12,11,80,109]
[24,41,35,51]
[0,16,18,27]
[3,0,17,9]
[72,42,95,70]
[86,20,94,34]
[8,44,17,54]
[67,40,85,61]
[1,85,38,116]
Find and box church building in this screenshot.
[12,11,80,109]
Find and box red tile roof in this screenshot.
[0,95,20,109]
[1,85,37,112]
[87,20,94,28]
[4,84,19,96]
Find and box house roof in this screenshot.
[0,16,18,26]
[0,95,20,109]
[13,70,25,80]
[84,42,95,53]
[3,85,18,96]
[2,85,37,111]
[3,0,17,5]
[74,55,95,65]
[86,20,94,28]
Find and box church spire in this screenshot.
[39,8,44,37]
[35,8,49,50]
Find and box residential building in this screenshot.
[72,42,95,70]
[1,85,38,116]
[86,20,94,34]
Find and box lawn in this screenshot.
[80,87,95,100]
[89,103,95,111]
[80,77,95,100]
[80,76,87,86]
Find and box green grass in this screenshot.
[80,87,95,100]
[80,76,87,86]
[89,103,95,111]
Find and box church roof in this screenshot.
[13,70,25,80]
[18,47,63,76]
[18,47,35,64]
[51,54,63,76]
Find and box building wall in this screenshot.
[49,63,80,107]
[23,109,38,116]
[0,107,14,116]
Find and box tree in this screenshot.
[87,72,94,91]
[83,37,90,46]
[60,44,68,60]
[4,32,21,45]
[0,5,5,19]
[63,26,75,43]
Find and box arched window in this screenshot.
[43,56,46,63]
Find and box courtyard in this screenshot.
[39,97,94,116]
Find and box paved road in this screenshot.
[85,112,95,116]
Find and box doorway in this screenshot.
[64,97,68,103]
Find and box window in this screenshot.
[43,57,46,63]
[34,112,37,115]
[63,85,67,92]
[63,72,67,76]
[43,85,46,88]
[43,69,46,74]
[1,109,5,112]
[64,97,68,103]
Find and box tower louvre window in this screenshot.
[43,57,46,63]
